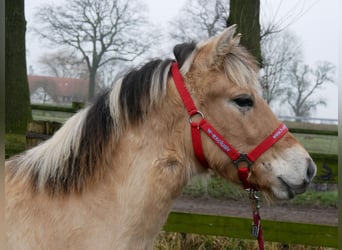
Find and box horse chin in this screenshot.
[270,177,309,200]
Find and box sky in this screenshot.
[25,0,339,120]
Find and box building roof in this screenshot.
[28,75,88,103]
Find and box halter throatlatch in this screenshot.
[171,62,288,250]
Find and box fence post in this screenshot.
[26,121,62,149]
[72,101,85,110]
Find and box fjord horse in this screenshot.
[5,25,316,249]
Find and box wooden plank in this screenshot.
[26,121,62,149]
[289,128,337,136]
[163,212,338,247]
[31,104,79,113]
[284,121,338,133]
[26,121,46,149]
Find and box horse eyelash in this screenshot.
[232,95,254,108]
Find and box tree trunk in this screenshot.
[88,69,97,102]
[5,0,32,133]
[227,0,262,65]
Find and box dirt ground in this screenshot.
[172,194,338,226]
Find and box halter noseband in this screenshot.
[171,62,288,189]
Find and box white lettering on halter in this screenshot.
[272,124,287,139]
[207,128,231,152]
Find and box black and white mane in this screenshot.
[8,43,198,196]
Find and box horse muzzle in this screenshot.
[273,157,317,199]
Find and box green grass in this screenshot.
[294,133,338,155]
[289,190,338,207]
[154,232,338,250]
[183,176,247,200]
[184,175,338,207]
[154,232,291,250]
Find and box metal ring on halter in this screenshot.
[233,153,253,169]
[188,111,205,124]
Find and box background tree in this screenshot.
[30,86,55,104]
[227,0,262,64]
[35,0,155,101]
[259,0,312,39]
[169,0,229,43]
[260,31,302,105]
[284,60,335,117]
[38,49,88,79]
[95,60,127,89]
[5,0,32,134]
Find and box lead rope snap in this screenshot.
[248,189,265,250]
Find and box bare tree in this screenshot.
[169,0,229,43]
[260,31,302,105]
[260,0,320,39]
[261,31,335,117]
[170,0,315,54]
[227,0,262,64]
[96,60,127,89]
[38,49,88,79]
[284,60,335,117]
[34,0,155,101]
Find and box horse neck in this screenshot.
[84,109,195,248]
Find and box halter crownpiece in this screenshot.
[171,62,289,189]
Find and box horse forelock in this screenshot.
[223,46,260,91]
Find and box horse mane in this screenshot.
[7,38,258,197]
[9,58,177,196]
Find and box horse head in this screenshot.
[173,25,316,200]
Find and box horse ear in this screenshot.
[212,24,241,66]
[173,42,196,68]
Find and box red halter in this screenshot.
[171,62,288,189]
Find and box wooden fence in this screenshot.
[29,104,338,248]
[163,212,338,247]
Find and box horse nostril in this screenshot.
[306,158,316,181]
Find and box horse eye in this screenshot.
[232,95,254,108]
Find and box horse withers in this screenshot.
[5,25,316,249]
